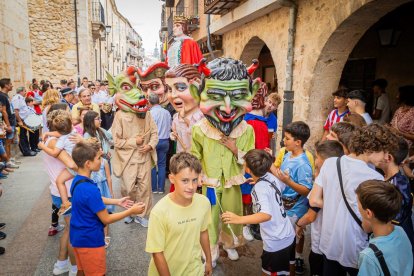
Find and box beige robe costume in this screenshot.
[112,110,158,217]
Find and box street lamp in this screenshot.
[105,25,112,34]
[377,28,402,47]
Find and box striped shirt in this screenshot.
[323,109,349,130]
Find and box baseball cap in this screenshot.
[60,87,74,96]
[347,89,367,103]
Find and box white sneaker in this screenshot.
[68,269,77,276]
[124,216,133,224]
[243,226,254,242]
[224,248,239,261]
[6,161,19,169]
[10,158,21,164]
[53,262,69,275]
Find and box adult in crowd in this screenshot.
[0,78,18,168]
[391,85,414,149]
[346,89,373,125]
[91,81,113,130]
[60,79,68,90]
[41,89,61,133]
[149,93,171,194]
[12,87,36,156]
[26,84,43,115]
[71,88,100,125]
[371,78,390,124]
[60,87,75,110]
[76,77,89,93]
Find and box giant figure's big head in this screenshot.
[107,67,148,118]
[137,63,169,107]
[190,58,261,136]
[165,64,200,116]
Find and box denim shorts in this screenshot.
[51,195,72,216]
[6,126,15,140]
[0,139,5,155]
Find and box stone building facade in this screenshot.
[161,0,414,145]
[0,0,143,88]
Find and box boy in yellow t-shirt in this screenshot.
[145,152,212,276]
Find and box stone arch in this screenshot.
[306,0,412,132]
[239,36,278,89]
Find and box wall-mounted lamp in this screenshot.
[105,25,112,35]
[377,28,402,47]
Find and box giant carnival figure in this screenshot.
[108,67,158,227]
[165,63,204,192]
[190,58,260,264]
[167,16,203,68]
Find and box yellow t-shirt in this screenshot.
[274,147,315,173]
[71,102,100,120]
[145,193,211,276]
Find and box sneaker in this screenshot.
[124,216,134,224]
[68,269,77,276]
[6,162,19,169]
[105,236,111,248]
[0,246,4,255]
[224,248,239,261]
[55,224,65,232]
[58,202,72,216]
[295,258,305,275]
[53,261,69,275]
[134,216,149,228]
[157,191,164,194]
[152,191,157,194]
[243,226,254,242]
[10,158,21,164]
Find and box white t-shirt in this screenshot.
[361,112,373,125]
[56,130,77,155]
[315,156,383,268]
[252,172,295,252]
[307,190,323,254]
[373,93,390,125]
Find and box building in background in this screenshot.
[0,0,144,88]
[159,0,414,144]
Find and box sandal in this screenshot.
[1,170,8,175]
[105,236,111,248]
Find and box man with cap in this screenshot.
[60,87,75,110]
[347,89,373,125]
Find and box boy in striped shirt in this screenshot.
[322,88,349,140]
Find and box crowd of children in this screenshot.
[1,70,413,276]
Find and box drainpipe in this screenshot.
[206,14,215,59]
[74,0,81,87]
[281,0,297,145]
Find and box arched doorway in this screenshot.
[306,0,412,137]
[240,36,277,91]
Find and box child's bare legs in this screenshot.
[58,216,76,266]
[56,169,74,204]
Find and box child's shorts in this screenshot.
[6,126,15,140]
[261,239,295,275]
[73,246,106,275]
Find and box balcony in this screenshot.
[198,34,223,54]
[91,1,106,40]
[204,0,241,15]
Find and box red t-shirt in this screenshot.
[246,119,269,150]
[26,90,43,115]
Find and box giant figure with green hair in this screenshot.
[107,67,159,225]
[190,58,260,264]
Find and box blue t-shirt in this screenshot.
[266,112,277,132]
[358,226,413,276]
[69,175,106,248]
[280,152,313,218]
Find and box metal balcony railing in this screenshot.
[92,1,105,24]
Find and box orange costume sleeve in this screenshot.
[180,39,203,65]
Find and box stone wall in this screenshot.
[0,0,33,87]
[216,0,411,147]
[28,0,78,86]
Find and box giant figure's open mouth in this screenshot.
[119,98,149,113]
[215,108,237,123]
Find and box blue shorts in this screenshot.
[0,140,5,155]
[6,126,15,140]
[51,195,72,216]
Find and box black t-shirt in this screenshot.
[0,92,16,126]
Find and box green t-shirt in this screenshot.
[145,193,211,276]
